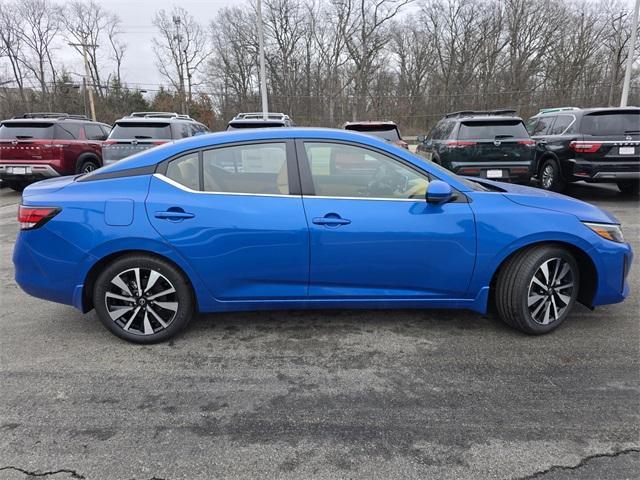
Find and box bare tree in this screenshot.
[153,6,209,114]
[0,1,28,108]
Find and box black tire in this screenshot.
[77,158,100,174]
[539,158,566,192]
[495,245,579,335]
[617,180,640,196]
[93,254,194,343]
[7,181,27,192]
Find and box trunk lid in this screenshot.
[573,110,640,162]
[0,122,63,163]
[452,119,535,163]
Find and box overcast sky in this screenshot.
[60,0,232,90]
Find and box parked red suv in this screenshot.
[0,113,111,191]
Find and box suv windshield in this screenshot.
[0,122,54,139]
[581,111,640,136]
[346,125,400,141]
[459,120,528,139]
[110,122,172,139]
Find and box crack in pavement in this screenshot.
[514,447,640,479]
[0,466,85,479]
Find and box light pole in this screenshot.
[621,0,640,107]
[256,0,269,119]
[69,39,97,121]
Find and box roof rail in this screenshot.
[128,111,196,120]
[445,109,518,118]
[537,107,580,114]
[233,112,290,121]
[15,112,89,120]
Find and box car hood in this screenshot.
[477,179,620,224]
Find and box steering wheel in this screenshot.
[367,164,409,197]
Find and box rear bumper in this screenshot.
[452,162,532,184]
[565,158,640,183]
[0,163,61,183]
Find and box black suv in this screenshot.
[102,112,209,165]
[527,107,640,194]
[417,110,535,183]
[226,112,294,130]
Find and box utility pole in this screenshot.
[173,15,187,115]
[256,0,269,119]
[69,39,97,121]
[621,0,640,107]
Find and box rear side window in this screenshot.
[532,116,555,136]
[54,123,82,140]
[547,115,574,135]
[458,120,529,139]
[166,152,200,191]
[109,122,172,140]
[0,122,54,139]
[581,111,640,136]
[202,143,288,194]
[85,124,106,140]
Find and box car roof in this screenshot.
[344,121,398,127]
[455,116,524,122]
[532,106,640,118]
[90,127,472,192]
[0,118,109,128]
[227,119,287,125]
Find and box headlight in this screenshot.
[583,222,624,243]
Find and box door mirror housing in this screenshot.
[426,180,454,204]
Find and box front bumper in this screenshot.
[590,239,633,307]
[0,163,61,183]
[567,158,640,183]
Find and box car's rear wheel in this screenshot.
[93,255,194,343]
[78,158,100,174]
[617,180,639,196]
[495,246,579,334]
[539,159,566,192]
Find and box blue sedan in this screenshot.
[13,128,632,342]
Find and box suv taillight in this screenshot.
[518,139,536,147]
[570,141,602,153]
[18,206,60,230]
[445,140,476,148]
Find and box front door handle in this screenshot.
[312,213,351,227]
[155,208,195,221]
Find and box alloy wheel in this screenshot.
[541,164,554,189]
[104,267,178,335]
[82,163,97,173]
[527,257,575,325]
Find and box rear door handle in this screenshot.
[155,209,195,221]
[312,214,351,226]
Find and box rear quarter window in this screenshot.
[458,120,529,140]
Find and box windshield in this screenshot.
[581,111,640,136]
[459,120,529,140]
[345,125,401,142]
[0,122,54,140]
[109,122,172,140]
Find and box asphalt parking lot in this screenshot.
[0,183,638,480]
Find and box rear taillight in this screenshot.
[518,140,536,147]
[18,205,60,230]
[446,141,476,148]
[570,141,602,153]
[458,167,481,175]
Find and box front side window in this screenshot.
[166,152,200,191]
[202,143,288,194]
[304,142,430,199]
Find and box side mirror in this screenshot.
[426,180,454,204]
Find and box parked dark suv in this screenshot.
[527,107,640,194]
[226,112,294,130]
[416,110,535,183]
[102,112,209,164]
[0,113,111,191]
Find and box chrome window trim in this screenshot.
[303,195,423,202]
[153,173,297,198]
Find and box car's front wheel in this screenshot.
[93,255,194,343]
[495,246,579,334]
